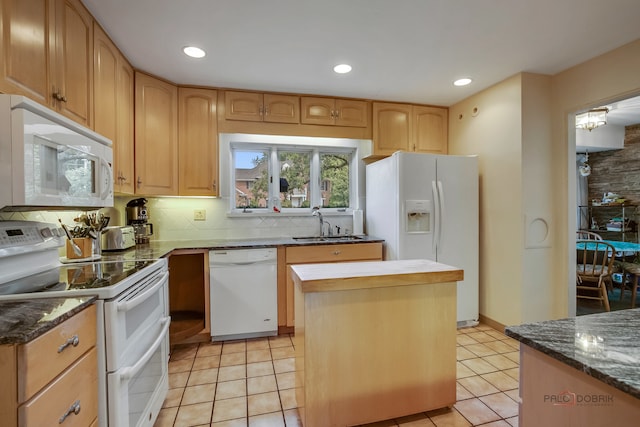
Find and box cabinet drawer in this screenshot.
[286,243,382,264]
[18,305,96,402]
[19,347,98,427]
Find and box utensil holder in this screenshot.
[66,238,93,259]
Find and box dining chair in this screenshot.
[576,230,603,240]
[620,264,640,308]
[576,240,615,312]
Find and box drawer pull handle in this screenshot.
[333,250,341,255]
[59,400,81,423]
[58,335,80,353]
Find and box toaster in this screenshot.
[101,226,136,251]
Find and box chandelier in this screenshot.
[575,108,608,132]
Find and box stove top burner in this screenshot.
[0,259,155,296]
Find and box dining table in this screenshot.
[576,239,640,253]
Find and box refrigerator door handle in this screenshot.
[437,180,445,251]
[432,180,441,253]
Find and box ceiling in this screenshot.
[82,0,640,109]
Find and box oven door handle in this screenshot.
[116,271,169,312]
[119,316,170,381]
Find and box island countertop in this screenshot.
[290,259,463,293]
[505,308,640,400]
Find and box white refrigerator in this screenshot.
[365,151,479,327]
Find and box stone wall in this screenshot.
[587,125,640,236]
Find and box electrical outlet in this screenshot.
[193,209,206,221]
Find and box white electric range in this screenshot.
[0,220,170,427]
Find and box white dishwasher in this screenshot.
[210,247,278,341]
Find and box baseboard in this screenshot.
[478,314,507,333]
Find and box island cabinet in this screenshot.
[134,71,179,195]
[0,304,98,427]
[224,90,300,123]
[291,259,462,427]
[178,87,219,196]
[0,0,94,127]
[278,242,382,332]
[300,96,369,127]
[372,102,448,157]
[93,23,135,194]
[168,249,211,345]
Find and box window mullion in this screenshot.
[310,150,320,208]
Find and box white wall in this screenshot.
[448,39,640,327]
[448,74,525,326]
[551,38,640,318]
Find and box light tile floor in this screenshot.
[155,324,520,427]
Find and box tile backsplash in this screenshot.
[0,196,359,242]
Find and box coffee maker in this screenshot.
[126,198,154,244]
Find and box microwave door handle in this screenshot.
[100,156,113,200]
[119,317,170,381]
[116,271,168,312]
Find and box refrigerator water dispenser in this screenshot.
[405,200,431,233]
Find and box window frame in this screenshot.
[220,133,363,216]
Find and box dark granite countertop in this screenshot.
[99,235,384,261]
[0,296,96,345]
[505,309,640,399]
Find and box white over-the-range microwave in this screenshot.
[0,94,113,211]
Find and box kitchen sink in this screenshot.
[293,235,364,242]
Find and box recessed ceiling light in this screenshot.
[183,46,206,58]
[333,64,352,74]
[453,78,472,87]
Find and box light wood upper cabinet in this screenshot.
[225,90,299,123]
[301,96,369,127]
[372,102,412,153]
[93,23,134,194]
[179,87,218,196]
[134,72,178,195]
[373,102,448,155]
[53,0,93,126]
[0,0,52,105]
[413,105,448,154]
[0,0,93,127]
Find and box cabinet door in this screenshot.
[116,57,135,194]
[372,102,412,154]
[335,99,368,128]
[135,72,178,195]
[414,106,448,154]
[264,93,299,123]
[224,90,263,121]
[179,87,218,196]
[300,96,335,125]
[0,0,52,105]
[284,243,383,328]
[52,0,93,127]
[94,25,134,194]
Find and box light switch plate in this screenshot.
[194,209,206,221]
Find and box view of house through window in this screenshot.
[320,153,350,208]
[232,144,353,212]
[234,150,268,209]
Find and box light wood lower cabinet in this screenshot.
[0,304,98,427]
[278,242,383,331]
[168,249,211,344]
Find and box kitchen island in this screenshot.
[505,309,640,427]
[290,259,463,427]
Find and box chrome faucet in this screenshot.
[312,206,324,236]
